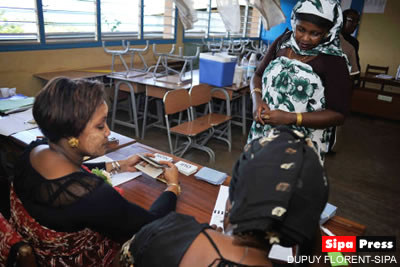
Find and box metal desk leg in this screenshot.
[241,93,246,135]
[141,95,149,139]
[111,81,140,137]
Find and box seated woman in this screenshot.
[248,0,352,162]
[119,126,329,267]
[10,77,181,266]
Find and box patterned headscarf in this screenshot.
[230,126,329,247]
[282,0,345,59]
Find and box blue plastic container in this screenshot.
[199,53,237,87]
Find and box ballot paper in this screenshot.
[209,185,229,231]
[85,155,141,186]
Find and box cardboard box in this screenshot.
[199,53,237,87]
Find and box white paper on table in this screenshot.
[0,108,36,136]
[209,185,229,230]
[111,171,141,186]
[268,244,293,262]
[85,155,113,163]
[85,155,141,186]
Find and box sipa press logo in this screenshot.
[322,236,396,253]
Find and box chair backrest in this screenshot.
[189,84,212,107]
[365,64,389,76]
[163,89,191,115]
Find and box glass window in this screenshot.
[245,5,260,38]
[184,0,209,39]
[101,0,140,40]
[0,0,39,43]
[142,0,175,39]
[41,0,97,42]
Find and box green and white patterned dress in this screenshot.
[247,56,333,162]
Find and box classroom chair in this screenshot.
[189,84,232,152]
[362,64,389,91]
[163,89,216,162]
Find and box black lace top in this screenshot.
[13,139,177,242]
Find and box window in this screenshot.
[184,0,208,38]
[184,0,261,40]
[101,0,140,40]
[42,0,97,42]
[0,0,39,43]
[142,0,175,39]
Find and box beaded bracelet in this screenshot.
[251,88,262,96]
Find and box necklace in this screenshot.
[289,49,309,62]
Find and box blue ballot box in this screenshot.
[199,53,237,87]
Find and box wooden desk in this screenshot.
[106,142,222,223]
[33,70,108,82]
[351,74,400,120]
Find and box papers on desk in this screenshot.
[0,96,34,115]
[268,245,293,262]
[0,108,36,136]
[85,155,141,186]
[375,74,393,79]
[209,185,229,231]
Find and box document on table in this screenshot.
[0,108,36,136]
[85,155,141,186]
[209,185,229,231]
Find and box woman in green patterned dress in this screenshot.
[248,0,352,162]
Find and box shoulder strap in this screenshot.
[201,229,224,258]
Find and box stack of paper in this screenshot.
[0,96,34,115]
[153,153,173,163]
[209,185,229,230]
[320,203,337,224]
[175,161,198,176]
[195,167,228,185]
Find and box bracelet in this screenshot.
[296,112,303,126]
[166,183,181,196]
[251,88,262,96]
[110,161,121,175]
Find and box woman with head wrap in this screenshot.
[248,0,352,162]
[119,126,329,267]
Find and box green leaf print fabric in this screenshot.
[248,57,333,163]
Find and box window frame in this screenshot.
[0,0,178,52]
[183,0,262,43]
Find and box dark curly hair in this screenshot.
[33,77,106,143]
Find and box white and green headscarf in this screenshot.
[281,0,346,59]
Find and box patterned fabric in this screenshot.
[0,213,23,266]
[9,185,120,267]
[248,56,332,162]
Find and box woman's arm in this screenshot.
[251,34,288,124]
[263,109,344,129]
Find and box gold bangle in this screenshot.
[251,88,262,95]
[296,112,303,126]
[166,183,181,196]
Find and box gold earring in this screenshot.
[68,137,79,148]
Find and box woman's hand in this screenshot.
[160,161,179,185]
[262,109,296,126]
[160,161,180,196]
[119,153,153,173]
[252,97,270,125]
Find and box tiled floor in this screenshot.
[114,112,400,265]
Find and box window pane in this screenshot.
[209,0,225,38]
[245,6,260,38]
[143,0,175,39]
[184,0,208,39]
[0,0,38,42]
[101,0,140,40]
[42,0,96,42]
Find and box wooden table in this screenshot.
[351,73,400,120]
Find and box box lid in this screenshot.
[200,52,237,63]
